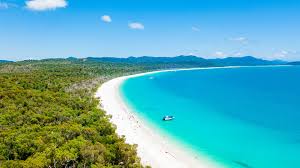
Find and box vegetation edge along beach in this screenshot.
[95,67,244,168]
[95,65,292,168]
[0,56,297,167]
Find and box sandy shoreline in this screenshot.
[95,65,288,168]
[95,67,231,168]
[95,65,289,167]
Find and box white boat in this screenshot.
[162,116,175,121]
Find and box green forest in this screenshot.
[0,59,155,168]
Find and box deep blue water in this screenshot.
[120,66,300,168]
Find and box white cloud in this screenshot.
[0,2,9,9]
[214,51,226,57]
[230,37,247,41]
[0,2,17,9]
[192,26,200,32]
[266,49,300,61]
[128,22,144,30]
[101,15,112,23]
[274,50,289,58]
[229,37,248,44]
[281,50,288,55]
[26,0,67,11]
[234,52,243,56]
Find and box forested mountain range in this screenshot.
[85,55,286,67]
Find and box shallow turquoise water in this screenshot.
[120,66,300,168]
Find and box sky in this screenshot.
[0,0,299,61]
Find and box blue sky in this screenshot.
[0,0,299,61]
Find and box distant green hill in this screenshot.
[85,55,286,67]
[86,55,208,63]
[0,60,12,63]
[0,56,290,67]
[288,61,300,65]
[208,56,286,66]
[85,55,215,69]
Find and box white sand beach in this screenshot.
[95,67,232,168]
[96,65,292,168]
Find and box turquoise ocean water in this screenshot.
[120,66,300,168]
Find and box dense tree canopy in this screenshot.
[0,59,150,168]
